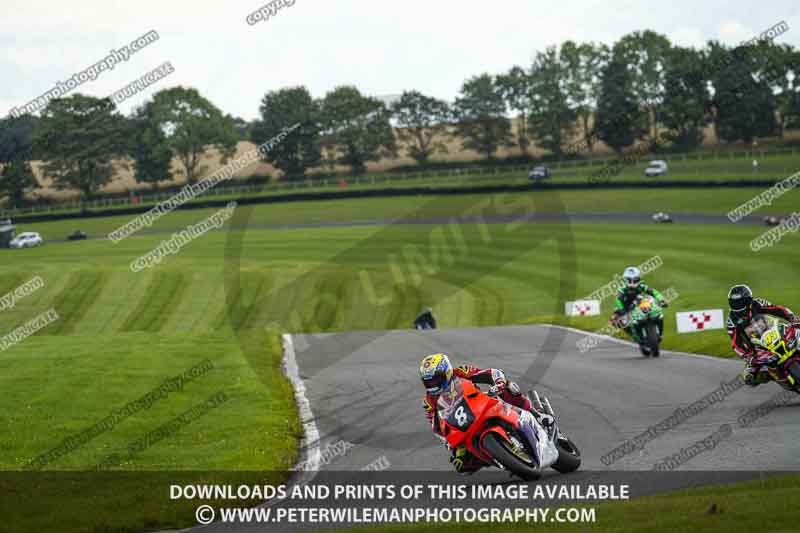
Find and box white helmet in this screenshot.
[623,266,641,288]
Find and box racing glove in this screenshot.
[610,314,625,328]
[658,299,669,308]
[742,365,771,387]
[491,369,507,388]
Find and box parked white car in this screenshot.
[9,232,43,248]
[528,165,552,182]
[644,160,668,177]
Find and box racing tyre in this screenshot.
[645,322,660,358]
[481,432,541,481]
[552,436,581,473]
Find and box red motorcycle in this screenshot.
[437,378,581,480]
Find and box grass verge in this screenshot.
[324,474,800,533]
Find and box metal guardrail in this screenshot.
[1,146,798,218]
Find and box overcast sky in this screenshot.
[3,0,799,120]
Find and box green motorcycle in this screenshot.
[615,294,665,357]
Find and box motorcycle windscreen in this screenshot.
[746,315,787,352]
[745,314,774,339]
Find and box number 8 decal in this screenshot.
[455,406,467,426]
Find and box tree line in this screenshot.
[2,29,800,208]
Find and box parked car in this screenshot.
[67,230,87,241]
[644,160,668,177]
[652,212,673,223]
[528,165,551,181]
[9,232,43,248]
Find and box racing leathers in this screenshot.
[422,365,549,473]
[726,297,799,386]
[611,282,666,339]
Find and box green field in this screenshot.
[16,186,800,244]
[2,188,799,530]
[332,474,800,533]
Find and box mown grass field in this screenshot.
[332,474,800,533]
[2,188,799,531]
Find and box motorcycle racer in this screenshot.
[419,353,553,473]
[610,266,668,339]
[726,284,800,386]
[414,307,437,330]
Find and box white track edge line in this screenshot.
[281,333,322,481]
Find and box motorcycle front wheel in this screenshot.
[552,436,582,473]
[481,432,542,481]
[645,322,660,357]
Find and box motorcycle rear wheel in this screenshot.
[481,432,542,481]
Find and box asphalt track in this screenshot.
[38,210,768,245]
[291,324,800,474]
[159,323,800,533]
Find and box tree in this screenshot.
[0,160,37,208]
[787,84,800,131]
[658,46,710,151]
[613,31,673,139]
[496,66,534,155]
[0,115,39,207]
[129,105,174,189]
[560,41,609,153]
[144,87,237,183]
[37,94,128,200]
[251,86,321,178]
[452,74,512,160]
[755,43,800,137]
[527,46,576,158]
[709,44,778,143]
[0,114,38,163]
[319,86,396,175]
[390,90,451,164]
[595,58,647,154]
[227,115,251,140]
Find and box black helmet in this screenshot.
[728,285,753,312]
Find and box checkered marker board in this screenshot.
[676,309,725,333]
[565,300,601,317]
